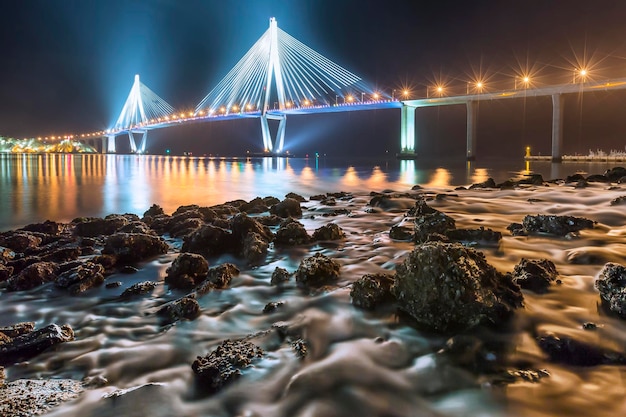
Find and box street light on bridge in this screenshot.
[573,68,589,83]
[515,75,531,89]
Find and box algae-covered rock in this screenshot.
[270,197,302,218]
[393,242,523,332]
[595,262,626,318]
[165,252,209,290]
[103,233,168,263]
[275,219,311,246]
[312,223,345,241]
[521,214,595,236]
[512,258,558,293]
[295,253,340,287]
[350,273,395,309]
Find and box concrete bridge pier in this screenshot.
[106,134,116,153]
[466,100,477,161]
[261,114,287,153]
[128,130,148,153]
[399,104,416,155]
[551,93,564,162]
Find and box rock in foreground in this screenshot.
[295,253,341,287]
[350,273,395,309]
[595,262,626,318]
[0,324,74,366]
[512,258,559,293]
[0,379,83,416]
[393,242,523,333]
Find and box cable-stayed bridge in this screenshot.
[83,18,626,161]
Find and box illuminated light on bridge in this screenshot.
[195,17,371,153]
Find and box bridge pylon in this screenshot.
[261,114,286,153]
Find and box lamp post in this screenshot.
[361,92,365,102]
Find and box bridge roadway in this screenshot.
[103,76,626,160]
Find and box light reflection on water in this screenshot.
[0,153,624,231]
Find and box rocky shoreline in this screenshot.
[1,167,626,416]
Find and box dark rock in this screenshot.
[604,166,626,182]
[103,233,168,263]
[285,192,306,202]
[517,174,544,185]
[263,301,284,313]
[587,174,609,183]
[291,339,308,358]
[74,215,129,237]
[320,197,336,206]
[230,213,273,243]
[389,222,414,241]
[6,261,59,291]
[507,222,526,236]
[565,173,586,183]
[165,253,209,290]
[320,208,351,217]
[118,221,154,235]
[270,267,291,285]
[582,322,598,330]
[39,246,81,263]
[411,184,423,190]
[0,324,74,366]
[21,220,65,236]
[242,232,269,264]
[0,232,42,252]
[269,197,302,218]
[255,215,283,226]
[0,322,35,338]
[393,242,524,333]
[120,265,139,274]
[120,281,158,298]
[414,211,456,243]
[0,378,83,416]
[105,281,122,289]
[143,204,165,218]
[192,339,264,393]
[575,179,588,188]
[521,214,595,236]
[206,263,239,288]
[595,262,626,318]
[327,191,352,199]
[295,253,341,287]
[445,227,502,243]
[469,178,496,189]
[350,273,395,309]
[610,196,626,206]
[263,196,281,206]
[144,214,171,234]
[0,245,16,262]
[157,296,200,323]
[181,225,233,257]
[208,204,239,217]
[168,217,204,238]
[275,219,311,246]
[55,262,105,294]
[309,194,325,201]
[312,223,345,241]
[0,264,13,282]
[537,333,626,366]
[91,254,117,274]
[512,258,558,293]
[240,197,269,214]
[498,180,516,190]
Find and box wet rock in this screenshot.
[21,220,65,236]
[242,232,269,264]
[595,262,626,318]
[295,253,341,287]
[291,339,308,359]
[285,192,307,202]
[169,217,204,238]
[6,261,59,291]
[256,214,283,226]
[269,197,302,218]
[103,233,168,263]
[0,232,42,252]
[240,197,269,214]
[121,265,139,274]
[105,281,122,289]
[192,339,264,393]
[517,174,544,185]
[0,264,13,282]
[91,254,117,274]
[157,296,201,323]
[312,223,345,241]
[270,267,292,286]
[38,246,81,263]
[320,196,336,206]
[604,166,626,182]
[230,213,273,243]
[414,210,456,243]
[0,246,15,262]
[537,333,626,366]
[120,281,158,298]
[310,194,325,201]
[582,322,598,330]
[393,242,523,333]
[206,263,239,288]
[181,224,234,257]
[0,378,83,416]
[610,195,626,206]
[74,215,129,237]
[469,178,496,189]
[208,203,240,217]
[350,273,395,309]
[521,214,595,236]
[587,174,609,183]
[389,221,414,241]
[565,173,586,183]
[263,301,284,313]
[0,322,35,338]
[507,222,526,236]
[144,214,171,235]
[165,252,209,290]
[118,221,155,235]
[497,180,516,190]
[275,219,311,246]
[143,203,165,218]
[263,196,280,206]
[491,368,550,384]
[0,324,74,366]
[55,262,105,295]
[511,258,558,293]
[445,227,502,243]
[575,179,588,189]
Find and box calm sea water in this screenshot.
[0,153,621,232]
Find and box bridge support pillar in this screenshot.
[466,101,477,161]
[128,132,138,153]
[106,135,116,153]
[261,114,287,153]
[400,104,416,154]
[551,94,564,163]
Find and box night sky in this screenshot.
[2,0,626,157]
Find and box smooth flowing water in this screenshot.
[1,153,626,417]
